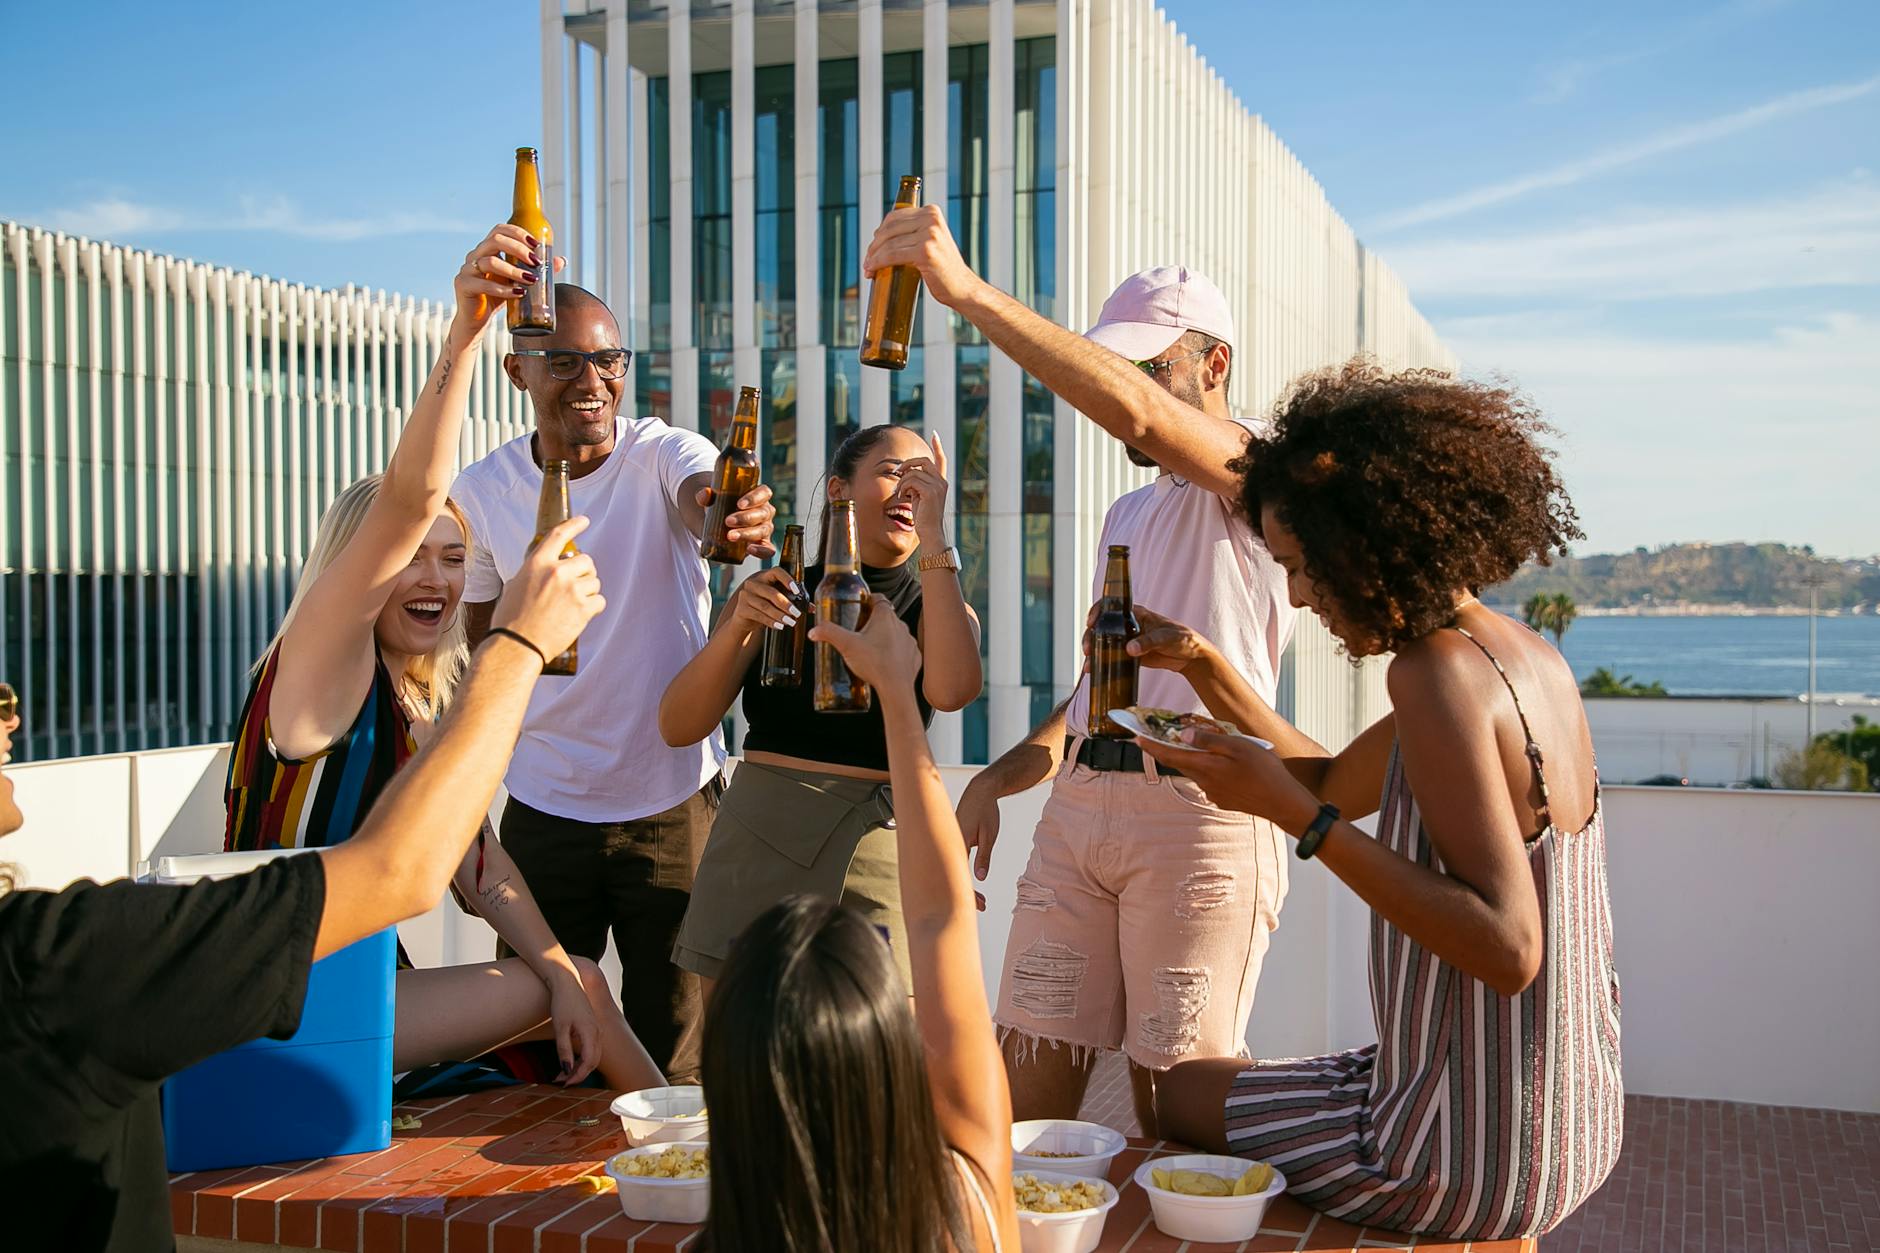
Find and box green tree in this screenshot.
[1549,593,1577,645]
[1523,593,1554,635]
[1773,741,1870,792]
[1580,667,1667,698]
[1812,716,1879,792]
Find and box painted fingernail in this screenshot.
[528,251,539,265]
[788,579,803,596]
[526,234,538,246]
[770,621,786,631]
[513,286,527,295]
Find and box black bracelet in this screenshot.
[485,626,548,669]
[1295,802,1340,861]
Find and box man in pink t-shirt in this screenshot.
[863,212,1296,1134]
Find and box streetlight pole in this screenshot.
[1806,578,1820,744]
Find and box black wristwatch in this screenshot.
[1295,802,1339,860]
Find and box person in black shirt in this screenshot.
[0,518,603,1253]
[659,424,982,991]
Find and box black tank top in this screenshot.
[739,558,935,771]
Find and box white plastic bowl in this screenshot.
[1012,1170,1120,1253]
[1132,1154,1286,1242]
[603,1140,711,1224]
[1010,1119,1129,1178]
[609,1085,709,1147]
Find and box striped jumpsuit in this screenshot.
[1224,628,1624,1240]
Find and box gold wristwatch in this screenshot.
[918,545,961,573]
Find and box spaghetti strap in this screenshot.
[950,1150,1006,1253]
[1450,625,1553,830]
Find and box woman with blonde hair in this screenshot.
[225,226,662,1092]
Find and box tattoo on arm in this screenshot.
[478,875,518,914]
[433,351,454,396]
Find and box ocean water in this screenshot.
[1541,614,1880,698]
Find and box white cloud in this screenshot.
[1531,0,1795,104]
[1387,178,1880,302]
[35,194,475,243]
[1374,74,1880,232]
[1444,311,1880,556]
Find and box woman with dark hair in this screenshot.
[701,602,1019,1251]
[660,423,981,989]
[1128,361,1622,1241]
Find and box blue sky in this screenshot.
[4,1,1874,557]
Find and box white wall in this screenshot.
[13,752,1878,1113]
[1586,695,1880,785]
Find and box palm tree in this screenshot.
[1523,593,1554,635]
[1549,593,1577,646]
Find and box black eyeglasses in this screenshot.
[512,348,633,381]
[1132,347,1211,378]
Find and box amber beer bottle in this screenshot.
[700,386,762,563]
[533,459,579,675]
[760,524,809,688]
[813,501,873,713]
[508,147,555,337]
[859,175,923,370]
[1087,545,1141,739]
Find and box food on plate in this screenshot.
[1013,1173,1107,1213]
[1150,1160,1274,1197]
[613,1146,710,1179]
[1126,706,1242,745]
[1027,1150,1083,1158]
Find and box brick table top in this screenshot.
[170,1084,1535,1252]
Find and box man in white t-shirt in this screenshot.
[863,213,1295,1134]
[453,284,776,1083]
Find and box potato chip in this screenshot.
[1150,1161,1274,1197]
[612,1146,710,1179]
[1012,1173,1107,1213]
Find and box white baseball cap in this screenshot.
[1084,265,1236,361]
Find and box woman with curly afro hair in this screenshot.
[1124,360,1622,1242]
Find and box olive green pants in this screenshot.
[672,761,910,989]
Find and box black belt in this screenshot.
[1067,734,1184,779]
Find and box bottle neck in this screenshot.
[825,506,860,572]
[536,471,570,530]
[1101,558,1132,603]
[727,415,758,453]
[780,534,805,577]
[893,177,922,209]
[513,158,546,217]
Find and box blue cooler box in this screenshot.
[148,850,397,1172]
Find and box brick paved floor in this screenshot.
[1076,1055,1880,1252]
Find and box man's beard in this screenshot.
[1124,370,1207,469]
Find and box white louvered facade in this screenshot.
[0,222,532,760]
[544,0,1449,759]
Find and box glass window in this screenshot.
[819,59,860,349]
[694,71,735,353]
[761,347,799,529]
[1021,372,1054,708]
[754,64,796,350]
[635,349,674,425]
[948,45,990,345]
[826,346,861,454]
[1015,37,1057,321]
[955,342,992,763]
[648,76,671,352]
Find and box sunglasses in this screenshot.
[1132,346,1211,378]
[512,348,633,381]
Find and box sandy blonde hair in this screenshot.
[258,475,471,716]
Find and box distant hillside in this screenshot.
[1490,543,1880,611]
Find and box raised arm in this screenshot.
[901,432,982,711]
[270,226,546,757]
[657,567,803,746]
[864,207,1249,498]
[313,519,601,960]
[808,602,1020,1248]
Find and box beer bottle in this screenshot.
[700,386,763,563]
[1087,544,1140,738]
[760,523,809,688]
[508,147,555,337]
[813,500,873,713]
[859,175,923,371]
[533,459,580,675]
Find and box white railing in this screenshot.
[10,748,1877,1115]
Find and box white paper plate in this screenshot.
[1107,708,1273,752]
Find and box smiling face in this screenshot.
[828,425,933,567]
[505,288,625,459]
[372,513,467,660]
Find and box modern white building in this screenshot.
[538,0,1455,761]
